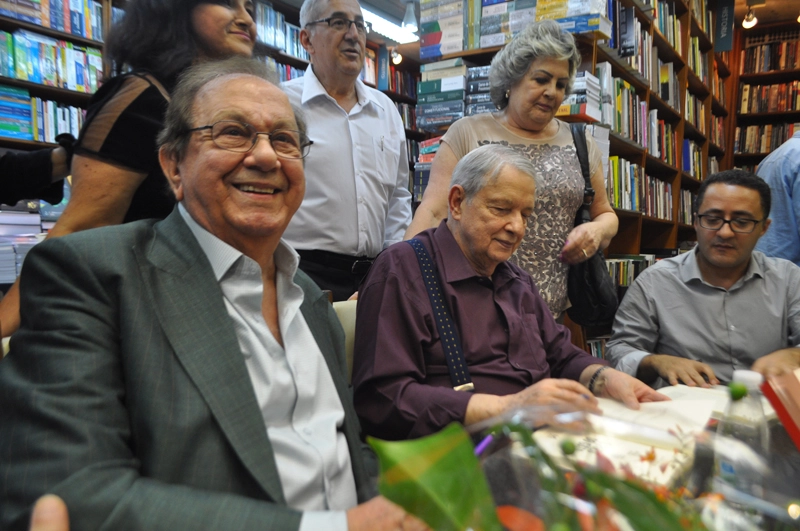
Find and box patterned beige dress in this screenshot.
[442,113,603,317]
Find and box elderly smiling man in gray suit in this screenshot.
[0,57,428,531]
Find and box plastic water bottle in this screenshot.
[713,370,771,513]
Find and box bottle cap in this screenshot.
[732,369,763,388]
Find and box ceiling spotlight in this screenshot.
[391,47,403,65]
[402,0,418,32]
[742,7,757,28]
[797,9,800,23]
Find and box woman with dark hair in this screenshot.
[0,0,257,336]
[405,20,618,319]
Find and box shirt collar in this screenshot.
[300,65,383,111]
[680,246,764,287]
[178,203,300,281]
[432,220,518,287]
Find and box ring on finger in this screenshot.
[581,248,588,258]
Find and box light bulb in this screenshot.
[391,48,403,65]
[742,8,757,29]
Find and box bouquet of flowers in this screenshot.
[368,404,800,530]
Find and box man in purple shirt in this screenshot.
[352,145,666,441]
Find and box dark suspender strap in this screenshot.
[407,239,474,392]
[570,123,595,226]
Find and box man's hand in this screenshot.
[591,368,670,409]
[29,495,69,531]
[637,354,719,387]
[751,347,800,378]
[346,496,430,531]
[505,378,602,414]
[464,379,600,426]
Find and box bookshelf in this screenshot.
[0,3,107,151]
[415,0,732,352]
[730,23,800,172]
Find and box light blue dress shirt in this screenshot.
[755,131,800,266]
[606,248,800,384]
[180,205,355,531]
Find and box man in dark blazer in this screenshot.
[0,57,426,531]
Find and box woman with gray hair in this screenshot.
[405,20,618,319]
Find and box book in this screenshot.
[420,57,467,72]
[466,79,491,94]
[376,45,389,91]
[418,90,465,104]
[420,65,468,81]
[762,369,800,452]
[417,76,466,94]
[417,100,465,116]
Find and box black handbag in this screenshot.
[565,123,618,327]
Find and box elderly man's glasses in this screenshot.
[696,214,763,233]
[305,16,370,34]
[189,121,313,159]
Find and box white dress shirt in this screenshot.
[282,66,412,257]
[180,205,357,530]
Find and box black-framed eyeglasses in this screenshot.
[305,16,370,34]
[696,214,764,234]
[189,121,313,159]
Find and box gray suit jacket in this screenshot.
[0,209,372,530]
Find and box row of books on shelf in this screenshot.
[418,0,612,60]
[31,95,83,141]
[397,102,416,132]
[688,0,712,37]
[412,136,442,200]
[682,138,702,180]
[684,92,705,134]
[710,62,725,107]
[0,0,103,41]
[687,36,709,86]
[710,115,723,149]
[0,84,83,141]
[262,57,304,83]
[739,81,800,115]
[608,77,647,148]
[0,29,102,93]
[606,156,673,220]
[679,188,696,225]
[652,0,682,55]
[253,0,308,61]
[739,30,800,75]
[414,61,492,131]
[734,122,800,155]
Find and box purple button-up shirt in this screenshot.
[352,221,604,440]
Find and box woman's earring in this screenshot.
[505,89,510,99]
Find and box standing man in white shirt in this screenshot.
[282,0,412,301]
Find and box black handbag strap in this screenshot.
[407,239,474,392]
[570,123,595,225]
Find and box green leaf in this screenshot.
[368,423,503,531]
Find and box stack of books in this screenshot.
[0,85,34,141]
[558,70,601,122]
[416,59,467,132]
[465,66,493,116]
[419,0,464,60]
[479,0,536,49]
[0,0,104,41]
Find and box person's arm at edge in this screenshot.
[0,154,146,337]
[753,263,800,376]
[403,143,459,239]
